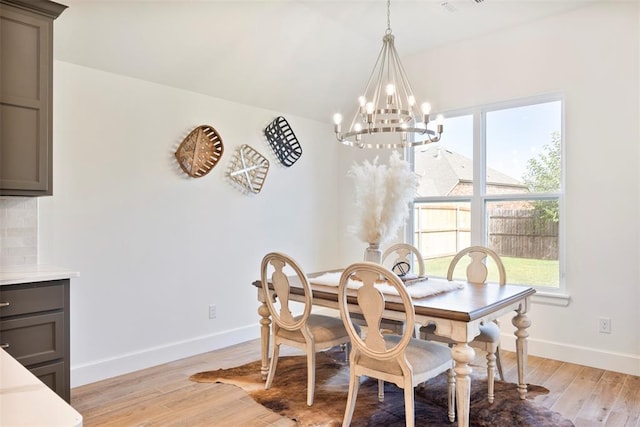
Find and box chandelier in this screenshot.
[333,0,444,149]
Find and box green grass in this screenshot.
[425,256,559,287]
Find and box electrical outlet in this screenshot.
[208,304,216,319]
[599,317,611,334]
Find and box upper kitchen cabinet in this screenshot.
[0,0,67,196]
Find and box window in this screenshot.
[409,96,563,289]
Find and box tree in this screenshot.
[522,131,561,222]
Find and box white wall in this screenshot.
[399,2,640,374]
[39,62,340,386]
[39,1,640,387]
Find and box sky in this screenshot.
[428,100,561,182]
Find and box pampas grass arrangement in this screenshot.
[348,151,420,246]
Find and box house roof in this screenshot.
[414,145,526,197]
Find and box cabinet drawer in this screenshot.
[0,281,65,317]
[0,311,64,366]
[30,360,68,402]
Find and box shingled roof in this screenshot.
[414,145,527,197]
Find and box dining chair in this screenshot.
[338,262,455,426]
[382,243,426,278]
[420,245,507,403]
[373,243,426,336]
[260,252,355,406]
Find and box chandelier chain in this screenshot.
[386,0,392,34]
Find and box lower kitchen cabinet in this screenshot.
[0,279,70,402]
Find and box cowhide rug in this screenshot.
[190,351,574,427]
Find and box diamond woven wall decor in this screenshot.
[226,144,270,194]
[264,116,302,167]
[175,125,224,178]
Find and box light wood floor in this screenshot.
[71,339,640,427]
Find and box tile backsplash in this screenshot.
[0,197,38,266]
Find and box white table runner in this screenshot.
[311,271,464,299]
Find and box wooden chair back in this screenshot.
[382,243,426,277]
[447,246,506,285]
[260,252,312,331]
[338,262,415,360]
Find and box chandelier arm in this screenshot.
[347,101,359,137]
[362,42,386,101]
[371,38,390,128]
[389,45,413,120]
[389,40,421,119]
[351,42,387,132]
[387,40,404,114]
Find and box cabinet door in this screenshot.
[0,311,65,366]
[0,4,52,195]
[30,360,68,402]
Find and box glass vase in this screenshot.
[364,242,382,264]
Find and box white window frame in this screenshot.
[406,94,569,303]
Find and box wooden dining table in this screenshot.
[252,270,535,427]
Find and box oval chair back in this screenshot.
[339,262,415,362]
[446,246,506,285]
[382,243,426,278]
[260,252,312,333]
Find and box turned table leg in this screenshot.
[447,368,456,422]
[452,342,475,427]
[258,301,271,380]
[486,350,496,403]
[512,308,531,399]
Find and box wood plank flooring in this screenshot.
[71,339,640,426]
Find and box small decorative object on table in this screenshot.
[226,144,270,194]
[264,116,302,167]
[175,125,224,177]
[392,261,411,277]
[349,151,419,263]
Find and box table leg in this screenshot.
[512,309,531,399]
[486,350,496,403]
[447,368,456,422]
[452,342,475,427]
[258,301,271,380]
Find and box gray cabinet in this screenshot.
[0,279,70,402]
[0,0,66,196]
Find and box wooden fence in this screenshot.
[489,208,558,260]
[414,205,558,260]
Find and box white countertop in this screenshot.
[0,349,83,427]
[0,265,79,286]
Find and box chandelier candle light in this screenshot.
[333,0,444,149]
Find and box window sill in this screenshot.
[531,290,570,306]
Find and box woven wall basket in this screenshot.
[226,144,270,194]
[175,125,224,178]
[264,116,302,167]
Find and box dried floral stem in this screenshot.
[348,151,419,246]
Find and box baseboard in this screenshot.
[500,334,640,376]
[72,323,639,388]
[71,325,259,388]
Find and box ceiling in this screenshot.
[53,0,598,123]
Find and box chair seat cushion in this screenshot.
[358,334,451,376]
[420,321,500,344]
[475,322,501,342]
[277,314,352,343]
